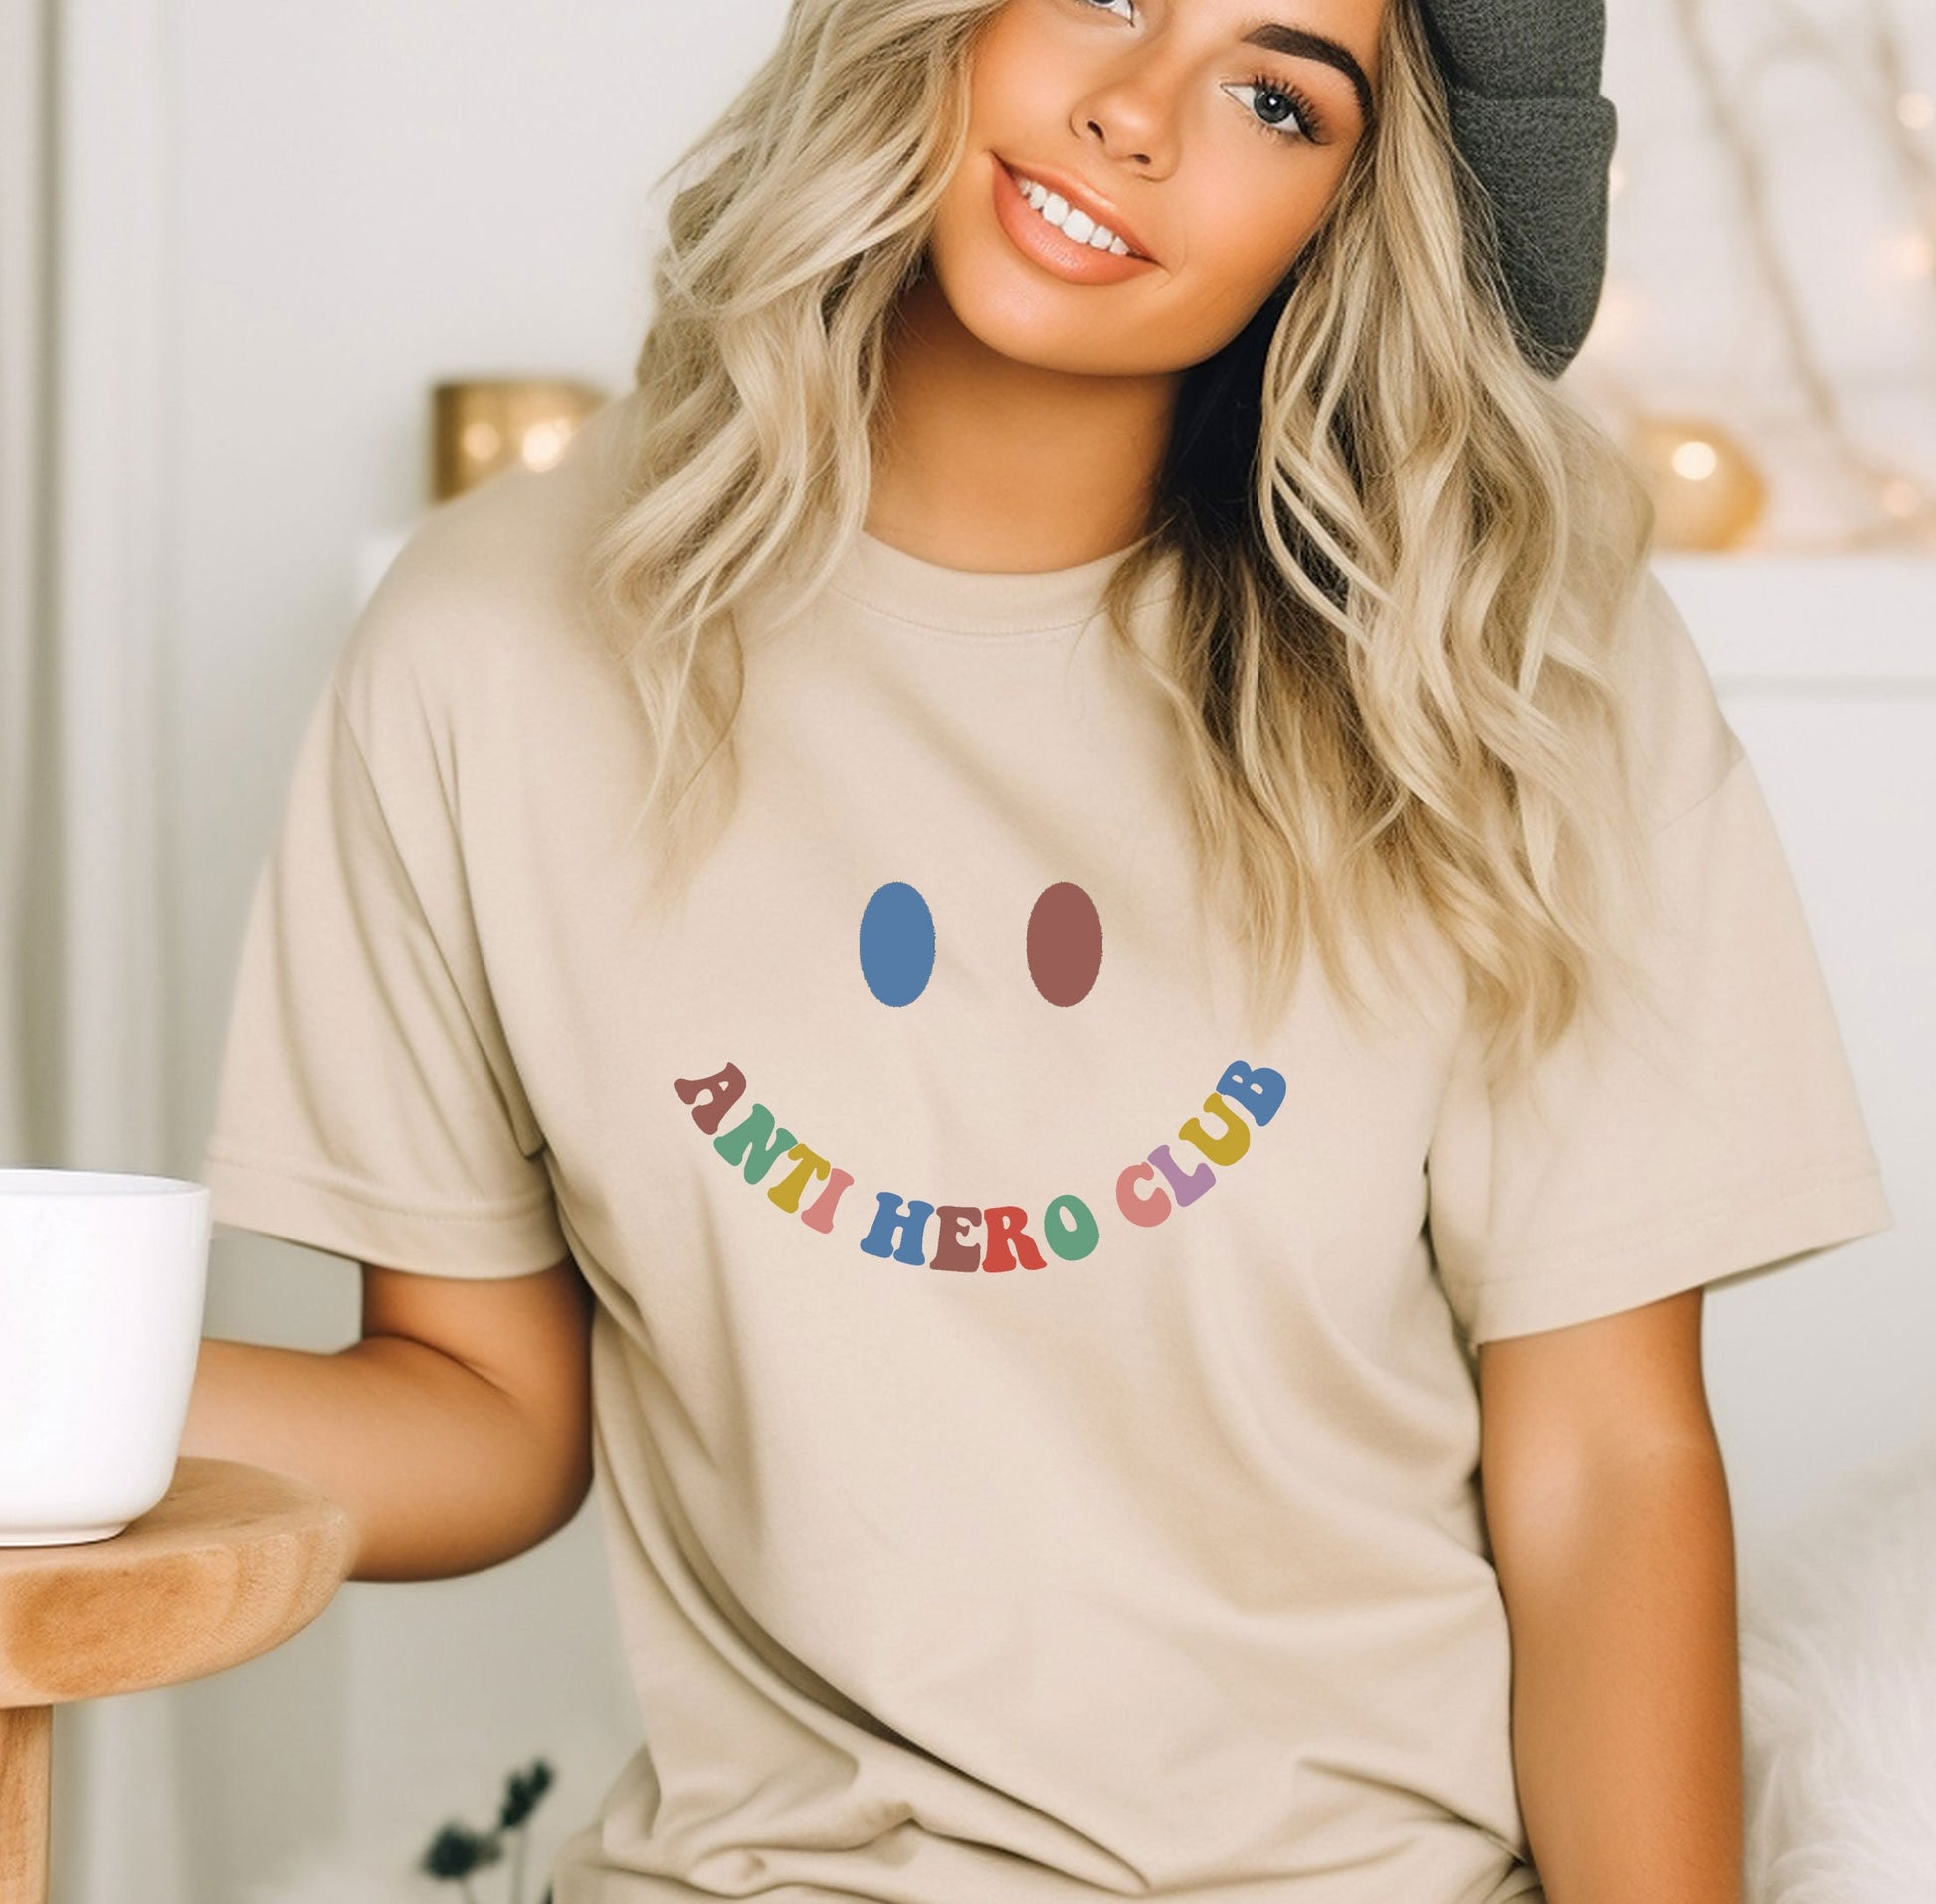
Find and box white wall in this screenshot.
[138,3,1935,1899]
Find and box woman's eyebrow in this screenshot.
[1240,21,1377,128]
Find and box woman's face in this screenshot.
[924,0,1385,378]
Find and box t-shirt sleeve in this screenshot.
[1424,571,1893,1348]
[199,593,570,1279]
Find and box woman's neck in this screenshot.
[863,269,1182,573]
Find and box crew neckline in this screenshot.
[828,526,1173,637]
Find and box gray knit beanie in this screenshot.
[1416,0,1619,377]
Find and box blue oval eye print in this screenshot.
[859,881,936,1007]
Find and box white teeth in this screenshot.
[1015,174,1134,258]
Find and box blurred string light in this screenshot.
[1629,414,1771,550]
[1618,0,1936,550]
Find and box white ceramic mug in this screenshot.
[0,1169,211,1546]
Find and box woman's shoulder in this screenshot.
[1609,561,1747,834]
[331,389,644,741]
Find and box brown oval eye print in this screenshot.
[1027,882,1103,1007]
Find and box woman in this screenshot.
[190,1,1893,1899]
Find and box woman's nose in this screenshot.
[1069,55,1178,172]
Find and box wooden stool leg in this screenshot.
[0,1705,51,1904]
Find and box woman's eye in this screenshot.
[1078,0,1136,19]
[1223,77,1319,144]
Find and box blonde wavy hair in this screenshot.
[584,0,1663,1097]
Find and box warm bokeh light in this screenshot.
[1629,416,1769,551]
[1892,231,1936,280]
[1882,478,1925,519]
[1672,438,1721,483]
[431,379,608,501]
[521,422,568,471]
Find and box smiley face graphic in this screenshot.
[673,878,1284,1273]
[859,878,1103,1010]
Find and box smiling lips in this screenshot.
[991,154,1153,281]
[999,156,1159,265]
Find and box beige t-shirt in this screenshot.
[201,395,1892,1904]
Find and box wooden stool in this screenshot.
[0,1457,354,1904]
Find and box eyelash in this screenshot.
[1073,0,1329,147]
[1230,73,1327,146]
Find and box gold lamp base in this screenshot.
[431,377,609,502]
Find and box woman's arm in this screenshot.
[1477,1286,1744,1904]
[180,1256,595,1584]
